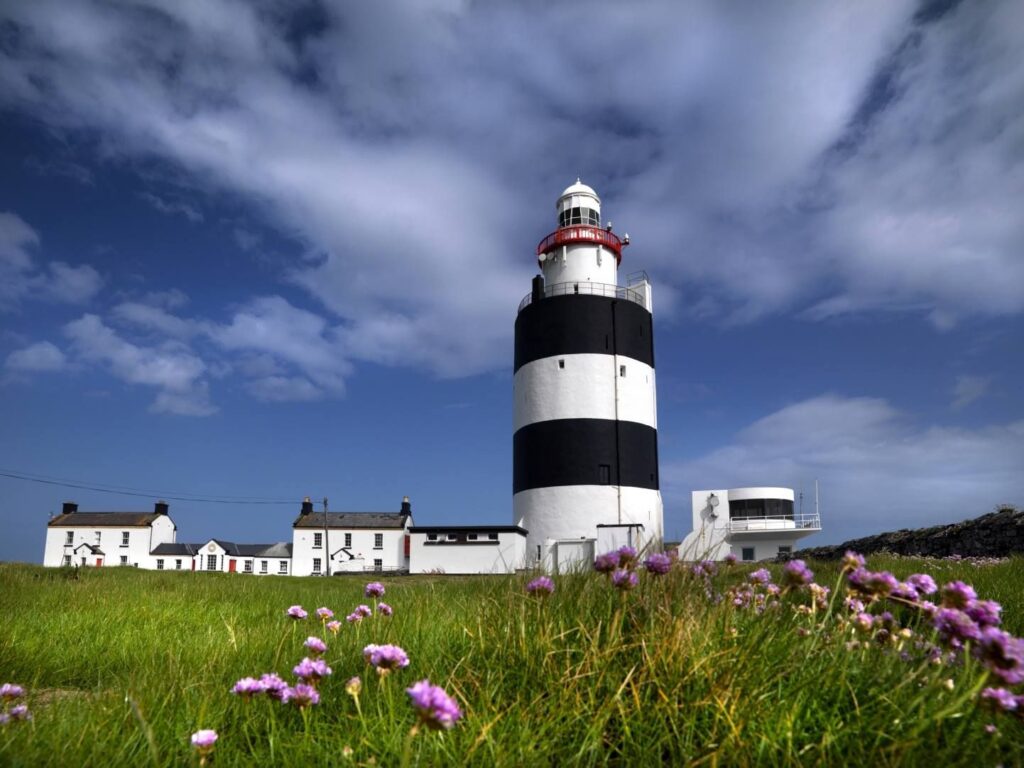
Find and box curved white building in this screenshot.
[679,487,822,561]
[513,181,664,569]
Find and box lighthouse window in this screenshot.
[619,364,627,377]
[558,359,565,369]
[558,207,600,227]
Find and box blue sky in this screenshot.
[1,0,1022,563]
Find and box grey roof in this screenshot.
[49,512,164,527]
[151,543,202,556]
[72,543,104,555]
[409,525,528,535]
[293,512,409,530]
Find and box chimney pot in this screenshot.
[62,501,78,515]
[301,498,314,516]
[154,500,169,516]
[400,496,412,515]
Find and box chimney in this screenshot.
[62,501,78,516]
[154,500,169,516]
[301,496,314,516]
[400,495,412,516]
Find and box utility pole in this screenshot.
[322,496,330,577]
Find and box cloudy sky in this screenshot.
[1,0,1021,562]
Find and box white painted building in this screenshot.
[150,541,293,575]
[291,497,413,576]
[513,181,664,569]
[408,525,527,574]
[678,487,822,562]
[43,501,176,568]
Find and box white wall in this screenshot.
[292,524,409,576]
[514,355,656,430]
[409,532,526,574]
[44,518,175,568]
[515,485,663,565]
[540,242,618,286]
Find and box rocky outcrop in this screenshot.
[798,506,1023,560]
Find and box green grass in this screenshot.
[0,556,1022,766]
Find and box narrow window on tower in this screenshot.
[558,359,565,369]
[619,364,627,377]
[599,464,611,485]
[605,335,609,350]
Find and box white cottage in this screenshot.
[150,541,293,575]
[291,497,413,576]
[43,501,177,568]
[678,487,822,562]
[408,525,528,574]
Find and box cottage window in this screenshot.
[468,533,478,541]
[175,559,182,570]
[120,555,128,566]
[156,559,164,570]
[206,554,217,571]
[345,533,352,547]
[94,531,101,545]
[741,548,755,562]
[244,560,253,573]
[427,534,437,541]
[312,558,322,575]
[279,561,288,574]
[488,533,499,541]
[62,555,71,566]
[374,533,383,549]
[260,560,268,574]
[446,533,457,542]
[64,531,74,545]
[313,532,323,549]
[778,546,792,557]
[121,531,130,547]
[373,559,382,572]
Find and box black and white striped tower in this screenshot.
[513,180,663,565]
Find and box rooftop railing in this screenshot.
[536,225,624,260]
[728,512,822,533]
[517,281,647,314]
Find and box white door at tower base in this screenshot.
[553,540,594,573]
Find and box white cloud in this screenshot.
[663,394,1024,544]
[139,192,204,223]
[246,375,323,402]
[0,211,103,309]
[4,341,67,372]
[951,375,991,411]
[64,313,215,416]
[112,301,198,339]
[0,0,1020,378]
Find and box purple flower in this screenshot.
[980,687,1018,712]
[933,608,982,648]
[356,604,373,618]
[363,644,380,663]
[282,683,320,708]
[365,582,386,598]
[842,551,866,571]
[191,730,218,750]
[977,627,1024,685]
[346,611,364,624]
[941,581,977,610]
[594,552,618,573]
[304,636,327,655]
[749,568,772,586]
[406,679,462,730]
[316,607,334,620]
[367,644,410,674]
[723,552,738,565]
[293,657,332,682]
[8,705,30,722]
[286,605,308,620]
[906,573,937,596]
[230,677,264,699]
[345,676,362,696]
[0,714,8,726]
[965,599,1001,629]
[378,602,394,616]
[853,612,874,632]
[616,546,638,568]
[847,568,898,597]
[326,620,342,634]
[0,684,24,701]
[526,576,555,595]
[259,673,288,701]
[611,569,639,591]
[643,553,673,576]
[782,560,813,588]
[890,582,920,601]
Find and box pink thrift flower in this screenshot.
[366,643,410,675]
[283,683,320,709]
[316,607,334,620]
[526,576,555,595]
[611,569,638,591]
[191,729,218,752]
[230,677,264,699]
[365,582,386,598]
[406,679,462,730]
[326,620,342,634]
[286,605,308,620]
[0,684,24,701]
[377,602,393,616]
[304,636,327,655]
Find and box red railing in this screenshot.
[536,226,624,263]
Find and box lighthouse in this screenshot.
[513,180,664,569]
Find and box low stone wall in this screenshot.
[798,506,1023,560]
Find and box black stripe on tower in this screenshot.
[513,419,659,493]
[514,294,654,372]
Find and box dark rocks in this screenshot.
[799,506,1023,560]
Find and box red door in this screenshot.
[96,558,102,567]
[228,559,237,573]
[191,559,196,571]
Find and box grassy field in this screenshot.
[1,554,1022,766]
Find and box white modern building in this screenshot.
[43,501,177,568]
[513,180,664,569]
[678,487,822,562]
[291,496,413,576]
[407,525,527,574]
